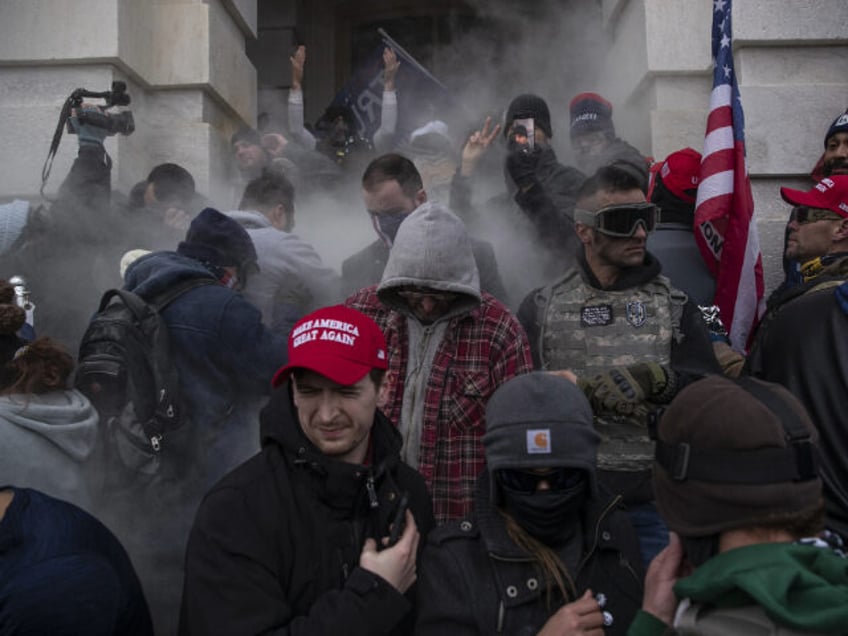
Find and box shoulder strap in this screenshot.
[148,277,216,311]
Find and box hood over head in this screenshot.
[377,201,481,316]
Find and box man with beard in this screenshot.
[783,108,848,287]
[745,175,848,540]
[517,165,720,567]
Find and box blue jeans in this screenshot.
[627,501,669,568]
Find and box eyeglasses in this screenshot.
[789,206,843,225]
[574,202,659,237]
[396,287,458,305]
[497,468,585,494]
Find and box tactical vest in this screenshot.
[536,269,686,472]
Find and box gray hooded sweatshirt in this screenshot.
[227,209,341,334]
[376,201,481,466]
[0,389,99,511]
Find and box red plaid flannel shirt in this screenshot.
[346,287,533,524]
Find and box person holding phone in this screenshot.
[180,305,435,635]
[416,372,643,635]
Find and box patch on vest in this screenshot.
[625,301,647,327]
[580,304,614,327]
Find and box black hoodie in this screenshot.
[179,386,434,636]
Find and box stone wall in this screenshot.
[600,0,848,293]
[0,0,258,206]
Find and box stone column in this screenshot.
[0,0,258,207]
[599,0,848,292]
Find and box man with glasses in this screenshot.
[517,165,720,567]
[346,201,533,524]
[341,153,507,301]
[745,175,848,540]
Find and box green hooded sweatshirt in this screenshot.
[629,542,848,635]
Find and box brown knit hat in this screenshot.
[653,375,821,537]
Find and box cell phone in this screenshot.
[387,491,410,547]
[512,117,535,151]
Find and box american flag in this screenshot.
[694,0,765,351]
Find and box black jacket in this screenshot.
[746,255,848,539]
[179,386,435,636]
[341,236,508,304]
[449,146,585,304]
[415,474,644,635]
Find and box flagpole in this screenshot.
[377,28,448,91]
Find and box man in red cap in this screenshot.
[646,148,716,308]
[180,304,435,635]
[746,175,848,541]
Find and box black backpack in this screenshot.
[76,278,213,487]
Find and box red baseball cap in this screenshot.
[271,305,388,387]
[780,176,848,219]
[655,148,702,204]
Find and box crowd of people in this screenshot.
[0,47,847,635]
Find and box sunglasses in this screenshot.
[396,288,458,304]
[497,468,585,494]
[789,206,843,224]
[575,202,660,237]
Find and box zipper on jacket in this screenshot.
[365,473,379,508]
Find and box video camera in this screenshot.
[41,81,135,197]
[66,81,135,136]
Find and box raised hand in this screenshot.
[383,47,400,91]
[461,116,502,177]
[290,45,306,90]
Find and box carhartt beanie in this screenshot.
[484,372,599,500]
[654,375,822,538]
[505,94,553,140]
[569,92,615,140]
[824,109,848,148]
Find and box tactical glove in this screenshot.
[505,146,541,192]
[581,362,673,415]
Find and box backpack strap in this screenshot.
[120,277,216,451]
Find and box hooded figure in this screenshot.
[416,372,643,635]
[0,338,99,513]
[345,201,533,523]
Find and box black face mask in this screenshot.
[680,534,719,568]
[500,481,587,546]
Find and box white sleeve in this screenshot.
[372,90,397,152]
[288,88,317,149]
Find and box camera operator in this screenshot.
[2,99,128,350]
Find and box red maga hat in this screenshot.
[271,305,388,387]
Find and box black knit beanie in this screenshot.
[505,94,553,140]
[484,372,599,501]
[825,109,848,148]
[178,208,258,271]
[654,375,822,538]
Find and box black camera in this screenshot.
[66,81,135,136]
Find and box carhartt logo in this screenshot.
[527,429,551,454]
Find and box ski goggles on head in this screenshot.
[574,201,660,237]
[789,206,844,225]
